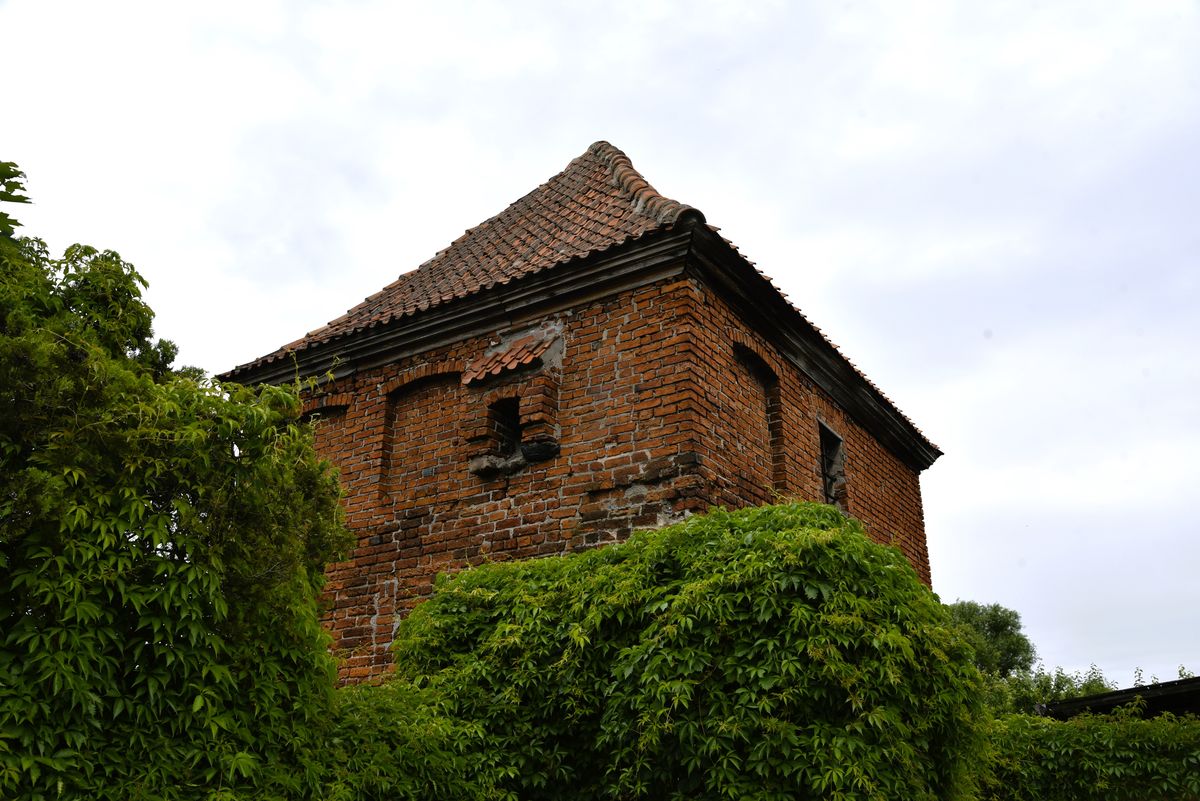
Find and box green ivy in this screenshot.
[980,708,1200,801]
[392,502,986,801]
[1,208,348,798]
[279,681,496,801]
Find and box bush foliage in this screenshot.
[0,175,349,798]
[980,708,1200,801]
[289,680,494,801]
[393,502,985,801]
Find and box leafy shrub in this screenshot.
[1,202,348,798]
[224,681,496,801]
[980,708,1200,801]
[393,502,985,801]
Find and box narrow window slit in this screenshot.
[489,397,522,457]
[819,422,848,513]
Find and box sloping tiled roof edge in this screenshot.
[221,142,939,469]
[1044,675,1200,719]
[225,141,695,379]
[687,224,942,471]
[223,223,696,386]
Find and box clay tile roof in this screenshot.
[234,141,694,374]
[224,140,939,461]
[461,334,555,385]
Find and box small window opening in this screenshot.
[489,397,522,457]
[819,422,848,513]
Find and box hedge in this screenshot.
[390,502,985,801]
[980,707,1200,801]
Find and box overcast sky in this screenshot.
[5,0,1197,688]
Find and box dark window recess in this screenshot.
[469,394,557,479]
[819,422,848,513]
[490,397,522,456]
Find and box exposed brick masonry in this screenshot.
[684,280,930,579]
[230,141,941,685]
[304,272,929,683]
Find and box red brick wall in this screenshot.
[683,279,931,583]
[305,275,709,682]
[304,273,930,683]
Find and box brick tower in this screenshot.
[225,142,941,682]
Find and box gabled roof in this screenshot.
[230,141,694,376]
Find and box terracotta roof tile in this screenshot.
[236,141,691,372]
[461,334,555,385]
[226,141,937,456]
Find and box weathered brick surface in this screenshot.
[684,280,931,582]
[303,273,930,683]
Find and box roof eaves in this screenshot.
[224,142,695,380]
[689,224,941,469]
[222,217,692,381]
